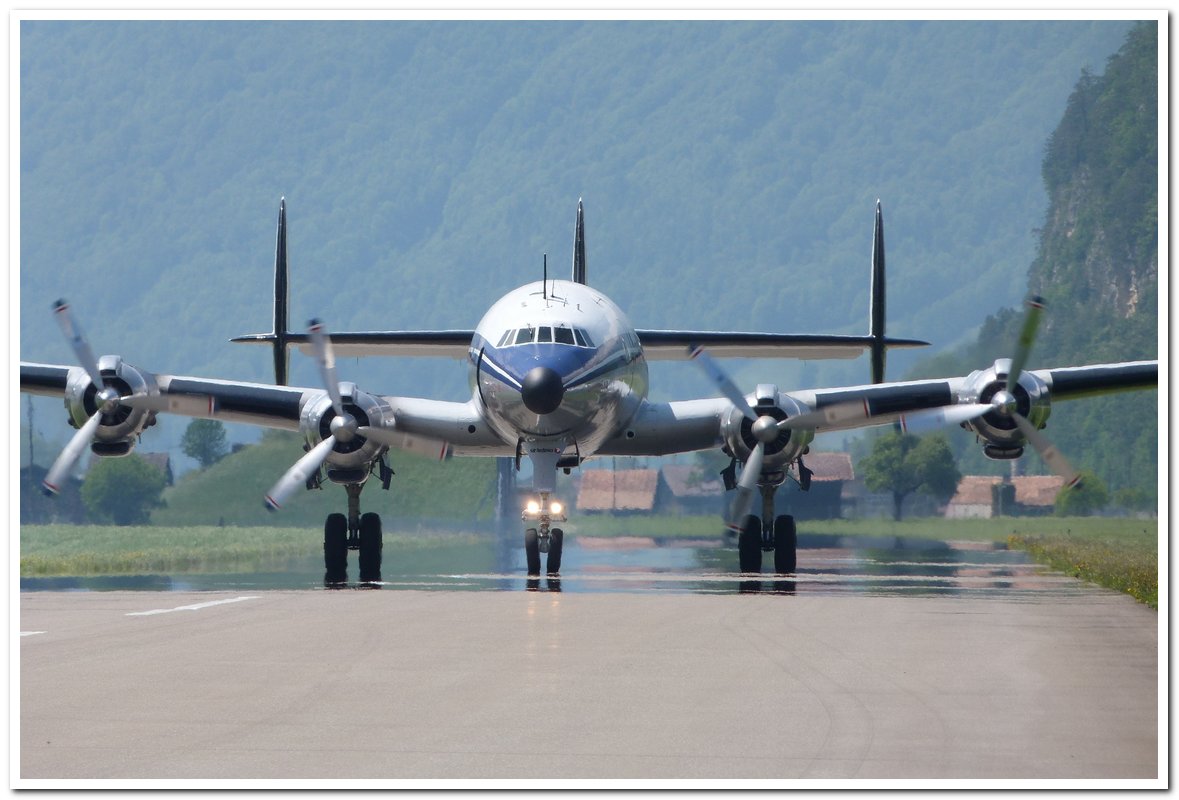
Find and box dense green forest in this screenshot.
[18,20,1152,497]
[910,22,1158,501]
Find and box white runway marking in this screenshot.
[126,596,260,617]
[20,631,46,637]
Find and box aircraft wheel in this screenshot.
[773,514,797,574]
[324,513,348,585]
[738,515,762,574]
[547,528,564,575]
[524,528,541,576]
[358,512,383,583]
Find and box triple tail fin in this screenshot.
[572,198,587,285]
[869,200,886,384]
[272,198,291,386]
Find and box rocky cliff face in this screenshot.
[1030,21,1156,349]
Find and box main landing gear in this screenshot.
[734,475,797,575]
[522,492,567,577]
[323,483,383,586]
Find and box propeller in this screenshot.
[689,345,779,535]
[41,300,216,496]
[264,318,360,511]
[263,318,454,510]
[990,295,1080,487]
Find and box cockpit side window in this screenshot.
[497,330,514,348]
[577,329,595,347]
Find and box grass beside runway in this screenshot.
[1008,527,1158,608]
[19,524,488,577]
[20,517,1157,607]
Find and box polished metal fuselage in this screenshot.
[469,280,648,457]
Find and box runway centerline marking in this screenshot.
[126,596,260,617]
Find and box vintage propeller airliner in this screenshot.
[20,199,1158,582]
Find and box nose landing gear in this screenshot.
[522,492,567,576]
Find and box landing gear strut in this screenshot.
[323,482,383,586]
[522,491,567,576]
[735,474,796,576]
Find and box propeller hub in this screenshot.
[330,412,358,443]
[991,390,1017,417]
[751,415,780,444]
[96,386,121,412]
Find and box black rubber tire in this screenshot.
[737,515,762,574]
[324,513,348,584]
[773,514,797,575]
[524,528,541,576]
[358,512,383,583]
[546,528,564,575]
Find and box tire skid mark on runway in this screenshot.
[125,596,261,617]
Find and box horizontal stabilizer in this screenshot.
[642,330,928,361]
[231,330,476,360]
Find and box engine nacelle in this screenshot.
[958,358,1052,459]
[720,384,815,471]
[299,381,395,484]
[63,356,157,456]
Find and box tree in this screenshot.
[182,419,229,468]
[81,454,167,525]
[860,432,962,521]
[1055,471,1110,517]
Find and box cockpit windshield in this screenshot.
[497,326,596,348]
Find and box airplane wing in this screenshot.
[19,362,509,455]
[596,360,1158,457]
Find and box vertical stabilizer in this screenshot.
[572,198,587,284]
[869,200,886,384]
[272,198,291,386]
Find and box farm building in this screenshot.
[780,451,855,519]
[575,468,670,514]
[660,465,725,515]
[945,475,1065,518]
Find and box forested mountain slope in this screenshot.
[19,20,1136,467]
[912,22,1158,500]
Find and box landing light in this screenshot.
[550,501,563,515]
[525,500,540,514]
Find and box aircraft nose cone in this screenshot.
[521,366,565,415]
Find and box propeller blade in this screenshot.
[264,435,337,511]
[777,400,872,431]
[307,318,345,418]
[724,442,764,535]
[41,411,103,496]
[1007,295,1044,393]
[121,393,218,418]
[358,426,452,460]
[52,299,105,389]
[688,345,756,421]
[1011,414,1081,488]
[896,403,992,435]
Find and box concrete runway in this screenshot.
[18,582,1159,783]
